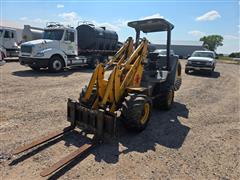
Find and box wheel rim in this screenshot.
[53,60,62,71]
[140,103,150,125]
[167,90,173,106]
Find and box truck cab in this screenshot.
[19,22,78,71]
[0,27,19,58]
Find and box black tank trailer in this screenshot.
[77,23,118,60]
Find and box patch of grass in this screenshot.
[218,56,234,61]
[217,56,240,65]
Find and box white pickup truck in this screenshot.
[185,50,216,75]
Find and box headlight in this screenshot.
[206,61,213,65]
[187,61,192,64]
[35,52,44,57]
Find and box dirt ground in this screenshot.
[0,61,239,180]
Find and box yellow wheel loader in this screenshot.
[13,18,182,177]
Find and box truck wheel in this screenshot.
[153,89,174,110]
[48,56,64,72]
[122,93,152,132]
[208,70,213,76]
[29,66,40,71]
[185,68,189,74]
[89,57,99,69]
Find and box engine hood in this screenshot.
[188,57,214,62]
[22,39,57,46]
[21,39,60,53]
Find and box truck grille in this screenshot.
[21,45,32,53]
[191,61,207,66]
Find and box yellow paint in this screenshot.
[140,103,150,124]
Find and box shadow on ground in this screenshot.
[187,71,220,78]
[10,102,190,179]
[12,66,93,78]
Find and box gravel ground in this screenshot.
[0,61,239,180]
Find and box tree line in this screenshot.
[199,35,239,57]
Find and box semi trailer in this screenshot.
[22,25,44,43]
[19,22,118,72]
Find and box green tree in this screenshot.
[229,52,240,58]
[200,35,223,51]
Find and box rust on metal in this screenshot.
[40,143,93,177]
[13,126,74,155]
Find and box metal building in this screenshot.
[153,40,205,59]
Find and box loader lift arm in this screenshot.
[81,37,149,113]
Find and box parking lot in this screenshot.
[0,60,239,179]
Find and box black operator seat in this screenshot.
[147,50,168,70]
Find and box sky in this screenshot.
[1,0,239,54]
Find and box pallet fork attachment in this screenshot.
[40,143,93,177]
[12,126,94,177]
[13,126,74,155]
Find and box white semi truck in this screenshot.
[19,22,118,72]
[0,26,44,59]
[0,27,19,58]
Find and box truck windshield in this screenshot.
[43,30,64,40]
[0,30,3,37]
[192,51,214,58]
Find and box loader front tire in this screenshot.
[122,94,152,132]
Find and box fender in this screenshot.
[41,48,68,66]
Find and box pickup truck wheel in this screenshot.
[122,94,152,132]
[185,68,189,74]
[49,56,64,72]
[208,70,213,76]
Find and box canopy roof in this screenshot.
[127,18,174,33]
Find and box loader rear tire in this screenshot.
[153,88,174,110]
[122,94,152,132]
[174,62,182,91]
